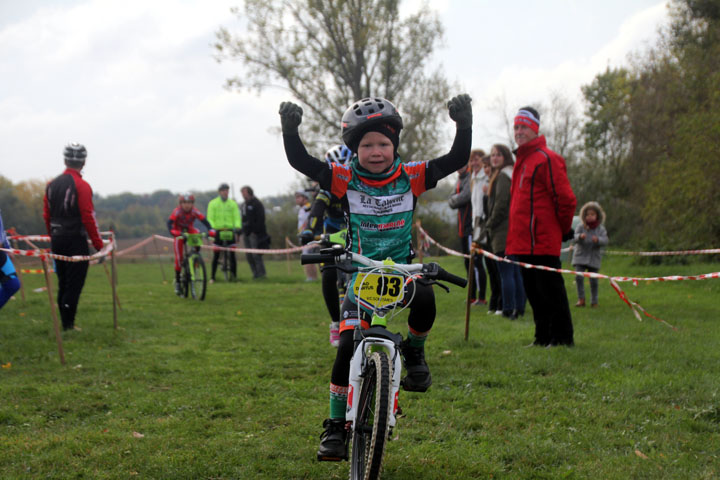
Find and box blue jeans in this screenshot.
[496,253,526,313]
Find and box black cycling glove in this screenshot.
[279,101,303,135]
[447,94,473,130]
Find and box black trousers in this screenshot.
[484,252,503,312]
[51,235,90,329]
[514,255,573,346]
[211,238,237,279]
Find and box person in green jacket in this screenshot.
[207,183,242,282]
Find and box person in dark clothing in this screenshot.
[449,159,485,303]
[240,186,267,279]
[299,144,352,348]
[506,107,577,347]
[42,143,105,331]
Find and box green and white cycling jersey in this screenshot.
[330,157,429,303]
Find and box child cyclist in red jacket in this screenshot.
[279,94,473,461]
[167,193,214,295]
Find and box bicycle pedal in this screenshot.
[317,454,348,462]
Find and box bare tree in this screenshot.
[214,0,453,161]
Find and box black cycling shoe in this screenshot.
[400,339,432,392]
[317,418,348,461]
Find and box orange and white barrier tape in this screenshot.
[20,268,54,274]
[1,235,115,263]
[152,235,306,255]
[415,225,719,329]
[606,248,720,256]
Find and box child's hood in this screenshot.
[579,201,606,226]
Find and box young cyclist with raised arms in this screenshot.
[300,144,353,348]
[279,94,473,461]
[167,193,214,296]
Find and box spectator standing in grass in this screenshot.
[482,144,526,320]
[43,143,105,331]
[207,183,242,283]
[449,157,484,304]
[467,149,488,305]
[240,186,268,279]
[506,107,577,347]
[477,157,503,315]
[572,201,608,308]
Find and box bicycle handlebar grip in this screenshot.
[300,253,338,265]
[436,267,468,288]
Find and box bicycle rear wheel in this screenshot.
[350,351,392,480]
[189,254,207,300]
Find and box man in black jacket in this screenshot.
[240,185,267,279]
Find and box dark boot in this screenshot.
[400,339,432,392]
[317,418,348,461]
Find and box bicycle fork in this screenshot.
[345,337,402,430]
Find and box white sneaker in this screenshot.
[494,310,503,315]
[329,323,340,348]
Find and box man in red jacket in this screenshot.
[506,107,577,346]
[43,143,105,331]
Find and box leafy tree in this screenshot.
[214,0,453,161]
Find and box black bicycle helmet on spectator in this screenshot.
[64,142,87,168]
[178,192,195,204]
[324,144,353,166]
[218,183,230,191]
[341,97,403,153]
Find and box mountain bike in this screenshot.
[301,245,466,480]
[216,228,237,282]
[179,232,207,300]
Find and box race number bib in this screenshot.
[352,273,404,309]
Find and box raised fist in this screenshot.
[279,101,303,135]
[447,94,472,129]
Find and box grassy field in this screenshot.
[1,254,719,479]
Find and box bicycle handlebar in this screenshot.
[300,247,467,288]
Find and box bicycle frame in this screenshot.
[183,233,204,282]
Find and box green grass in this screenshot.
[1,255,719,479]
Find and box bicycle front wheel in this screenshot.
[189,254,207,300]
[350,351,392,480]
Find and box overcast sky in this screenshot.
[0,0,670,199]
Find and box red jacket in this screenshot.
[43,168,104,251]
[506,136,576,257]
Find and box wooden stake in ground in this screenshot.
[110,234,119,329]
[464,248,476,341]
[41,257,65,365]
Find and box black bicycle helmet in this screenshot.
[218,183,230,191]
[341,97,403,153]
[64,142,87,167]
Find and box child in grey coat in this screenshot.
[572,201,609,307]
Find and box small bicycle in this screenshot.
[301,245,466,480]
[178,232,208,300]
[215,228,237,282]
